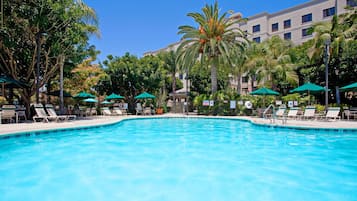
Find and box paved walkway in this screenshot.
[1,114,356,137]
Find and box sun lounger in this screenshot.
[102,107,114,116]
[286,107,301,119]
[112,107,123,115]
[135,103,143,115]
[32,104,59,123]
[321,107,341,121]
[45,104,76,121]
[301,106,316,120]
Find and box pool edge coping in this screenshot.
[1,115,356,139]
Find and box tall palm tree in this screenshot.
[177,2,247,93]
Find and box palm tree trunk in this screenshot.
[172,73,176,113]
[236,72,242,95]
[211,62,218,93]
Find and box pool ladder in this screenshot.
[263,104,287,124]
[263,104,275,123]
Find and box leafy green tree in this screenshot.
[177,2,247,93]
[100,53,165,112]
[0,0,99,115]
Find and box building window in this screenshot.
[284,32,291,40]
[252,24,260,33]
[272,23,279,32]
[323,7,335,18]
[347,0,357,7]
[252,37,261,43]
[302,13,312,23]
[284,19,291,29]
[302,28,312,37]
[242,76,249,83]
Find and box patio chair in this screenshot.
[32,104,58,123]
[286,107,301,119]
[321,107,341,121]
[1,105,17,123]
[135,103,143,115]
[45,104,76,121]
[301,106,316,120]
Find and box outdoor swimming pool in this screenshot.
[0,118,357,201]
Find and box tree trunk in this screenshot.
[251,74,256,92]
[172,72,176,113]
[236,72,242,95]
[211,62,218,93]
[59,54,65,114]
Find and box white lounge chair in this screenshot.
[45,104,76,121]
[102,107,113,116]
[112,107,123,115]
[321,107,341,121]
[301,106,316,120]
[286,107,300,119]
[135,103,143,115]
[32,104,58,122]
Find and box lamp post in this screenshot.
[324,38,330,111]
[35,31,47,104]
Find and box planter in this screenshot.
[156,108,164,114]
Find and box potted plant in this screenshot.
[155,91,167,115]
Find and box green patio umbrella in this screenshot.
[105,93,124,100]
[290,82,326,105]
[73,91,95,99]
[289,82,325,94]
[101,100,112,105]
[0,75,28,97]
[250,87,280,96]
[250,87,279,107]
[82,98,97,103]
[340,82,357,92]
[135,92,156,99]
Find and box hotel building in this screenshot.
[145,0,356,94]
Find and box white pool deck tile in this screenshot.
[0,114,356,136]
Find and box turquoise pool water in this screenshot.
[0,118,357,201]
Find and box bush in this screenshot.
[192,91,267,116]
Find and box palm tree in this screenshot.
[158,50,180,111]
[177,2,247,93]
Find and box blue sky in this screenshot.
[85,0,309,62]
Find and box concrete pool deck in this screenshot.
[0,114,356,136]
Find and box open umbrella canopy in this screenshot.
[290,82,326,94]
[47,90,72,97]
[340,82,357,92]
[73,91,95,99]
[0,75,28,88]
[250,87,279,96]
[82,98,97,103]
[135,92,156,99]
[105,93,124,100]
[101,100,112,105]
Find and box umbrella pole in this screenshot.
[1,83,5,98]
